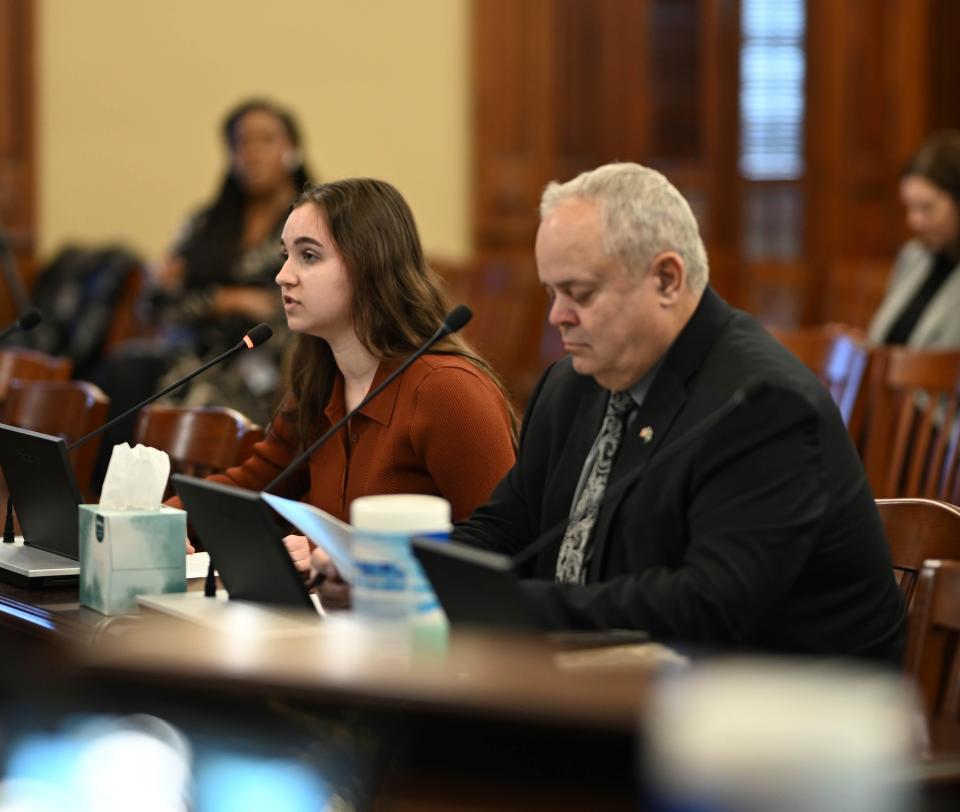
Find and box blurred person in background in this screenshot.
[146,98,311,423]
[868,130,960,347]
[99,99,310,444]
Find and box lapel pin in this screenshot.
[639,426,654,444]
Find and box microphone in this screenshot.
[0,308,42,342]
[264,305,473,494]
[507,381,766,570]
[66,322,274,451]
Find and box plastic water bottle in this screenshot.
[350,494,450,627]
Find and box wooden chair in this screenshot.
[877,498,960,607]
[769,324,868,425]
[904,559,960,748]
[859,348,960,499]
[0,379,110,500]
[133,406,265,495]
[102,264,148,352]
[0,349,72,402]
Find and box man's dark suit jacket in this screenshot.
[453,287,907,663]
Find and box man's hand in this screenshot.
[185,537,195,555]
[309,547,351,610]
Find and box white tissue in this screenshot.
[99,443,171,510]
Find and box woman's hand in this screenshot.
[185,537,195,555]
[309,547,352,610]
[283,534,312,573]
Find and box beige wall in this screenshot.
[38,0,470,262]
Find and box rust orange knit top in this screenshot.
[171,353,516,523]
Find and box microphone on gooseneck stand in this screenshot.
[66,322,274,451]
[1,323,273,545]
[0,308,42,343]
[200,305,474,597]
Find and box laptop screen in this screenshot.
[171,474,315,611]
[410,537,546,632]
[0,424,82,559]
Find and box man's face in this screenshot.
[535,198,675,391]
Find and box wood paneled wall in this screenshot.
[473,0,960,329]
[3,2,958,334]
[802,0,931,326]
[473,0,741,302]
[0,0,35,324]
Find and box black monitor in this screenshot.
[0,424,82,559]
[171,474,315,611]
[411,538,650,647]
[410,537,546,632]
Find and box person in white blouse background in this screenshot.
[868,130,960,348]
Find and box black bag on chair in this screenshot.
[19,246,143,378]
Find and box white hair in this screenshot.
[540,162,709,293]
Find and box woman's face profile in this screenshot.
[900,174,959,252]
[231,109,295,196]
[276,203,353,342]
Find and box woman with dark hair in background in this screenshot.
[94,100,310,489]
[868,130,960,347]
[172,178,517,574]
[145,98,311,423]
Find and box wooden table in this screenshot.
[0,582,666,810]
[1,580,958,812]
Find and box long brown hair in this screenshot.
[281,178,517,447]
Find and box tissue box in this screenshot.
[79,504,187,615]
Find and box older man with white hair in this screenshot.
[452,162,906,662]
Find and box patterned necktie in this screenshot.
[556,390,634,584]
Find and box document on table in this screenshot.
[186,551,212,580]
[261,493,354,582]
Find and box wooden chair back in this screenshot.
[860,348,960,499]
[904,559,960,726]
[0,379,110,498]
[0,349,72,401]
[133,406,265,493]
[769,324,868,425]
[102,264,148,351]
[876,498,960,607]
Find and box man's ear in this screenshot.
[651,251,685,303]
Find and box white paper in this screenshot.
[99,443,171,510]
[261,493,354,582]
[186,551,212,580]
